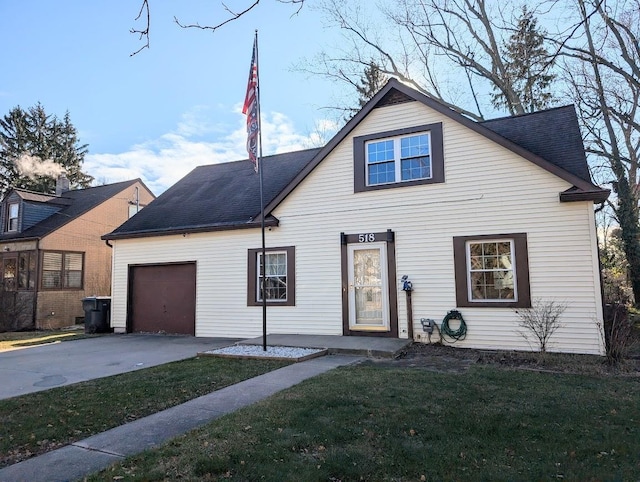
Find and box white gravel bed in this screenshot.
[202,344,325,359]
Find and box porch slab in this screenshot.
[238,334,411,358]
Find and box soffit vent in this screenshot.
[376,88,415,108]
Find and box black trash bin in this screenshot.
[82,296,112,334]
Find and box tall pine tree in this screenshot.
[0,103,92,197]
[492,7,555,113]
[346,61,388,119]
[356,61,387,109]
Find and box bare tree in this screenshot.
[303,0,560,121]
[558,0,640,304]
[131,0,305,55]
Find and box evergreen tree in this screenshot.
[492,7,555,113]
[356,61,387,109]
[0,104,92,197]
[347,61,388,118]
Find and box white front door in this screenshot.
[347,242,390,331]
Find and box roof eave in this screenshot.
[102,217,280,241]
[0,235,41,244]
[559,187,610,203]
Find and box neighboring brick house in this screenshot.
[0,176,154,331]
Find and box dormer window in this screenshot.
[366,133,431,185]
[7,203,19,232]
[354,123,445,192]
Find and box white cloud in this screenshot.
[84,108,338,195]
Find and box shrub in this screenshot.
[602,303,636,365]
[0,290,34,332]
[515,299,566,353]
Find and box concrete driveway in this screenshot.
[0,334,239,400]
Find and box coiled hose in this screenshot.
[440,309,467,343]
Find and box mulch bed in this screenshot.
[368,342,640,376]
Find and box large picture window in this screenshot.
[41,251,84,289]
[354,123,444,192]
[467,240,515,301]
[247,246,295,306]
[453,233,530,308]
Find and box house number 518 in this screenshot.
[358,233,376,243]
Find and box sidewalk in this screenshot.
[0,355,362,482]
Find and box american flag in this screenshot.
[242,37,259,172]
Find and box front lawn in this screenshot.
[0,357,288,468]
[91,364,640,481]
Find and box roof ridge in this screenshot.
[194,147,324,170]
[481,104,575,123]
[66,178,139,193]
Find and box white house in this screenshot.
[103,79,609,355]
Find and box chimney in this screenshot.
[55,174,70,196]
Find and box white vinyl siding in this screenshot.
[110,100,604,355]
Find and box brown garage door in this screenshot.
[129,263,196,335]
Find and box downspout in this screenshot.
[594,201,607,354]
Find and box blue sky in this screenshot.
[0,1,343,194]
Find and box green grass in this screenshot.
[91,365,640,481]
[0,357,288,468]
[0,330,98,351]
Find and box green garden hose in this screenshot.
[440,310,467,342]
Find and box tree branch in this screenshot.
[130,0,150,56]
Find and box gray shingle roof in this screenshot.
[480,105,592,183]
[105,148,321,238]
[0,180,140,241]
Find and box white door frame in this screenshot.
[347,242,390,331]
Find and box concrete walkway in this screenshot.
[0,355,362,482]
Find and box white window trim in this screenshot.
[257,250,288,303]
[7,203,19,232]
[465,239,518,303]
[365,131,433,187]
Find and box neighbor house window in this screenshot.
[247,246,295,306]
[6,203,19,232]
[18,251,36,290]
[128,203,146,218]
[41,251,84,289]
[354,123,444,192]
[453,233,530,308]
[2,257,17,292]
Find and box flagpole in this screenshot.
[254,30,267,352]
[242,31,267,352]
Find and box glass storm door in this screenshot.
[347,242,389,331]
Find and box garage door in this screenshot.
[129,263,196,335]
